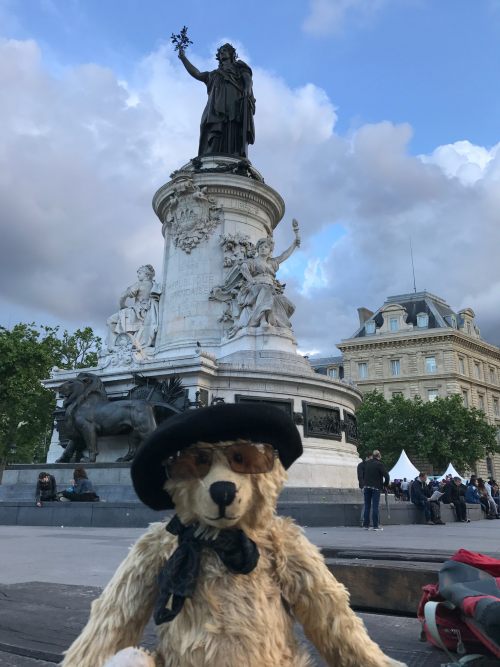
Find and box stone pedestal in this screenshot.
[44,156,363,487]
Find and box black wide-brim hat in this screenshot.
[131,403,303,510]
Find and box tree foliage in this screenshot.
[356,391,499,474]
[0,323,101,466]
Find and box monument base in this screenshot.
[45,349,362,487]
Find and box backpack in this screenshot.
[418,549,500,665]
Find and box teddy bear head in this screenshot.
[131,403,302,532]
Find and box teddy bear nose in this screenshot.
[209,481,237,507]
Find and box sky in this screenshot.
[1,0,500,355]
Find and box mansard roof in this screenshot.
[308,355,343,370]
[350,291,471,339]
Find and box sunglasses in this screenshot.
[164,442,277,480]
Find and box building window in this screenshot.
[474,362,481,380]
[451,315,457,328]
[392,391,403,398]
[358,362,368,379]
[365,321,376,335]
[490,368,496,384]
[478,394,485,411]
[390,359,401,376]
[417,313,429,328]
[458,357,465,374]
[462,390,469,407]
[494,398,500,417]
[425,356,437,374]
[327,367,338,378]
[427,389,438,402]
[389,318,399,332]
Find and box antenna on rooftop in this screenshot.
[409,237,417,294]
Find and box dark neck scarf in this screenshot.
[154,515,259,625]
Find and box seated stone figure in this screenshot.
[107,265,161,353]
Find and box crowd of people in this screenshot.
[35,468,99,506]
[358,451,500,528]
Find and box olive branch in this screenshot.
[171,26,193,52]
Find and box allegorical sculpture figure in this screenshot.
[178,42,255,158]
[107,265,161,353]
[210,221,301,337]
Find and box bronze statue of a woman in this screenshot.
[178,43,255,158]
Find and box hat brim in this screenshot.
[131,403,302,510]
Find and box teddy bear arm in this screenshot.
[61,523,175,667]
[275,521,405,667]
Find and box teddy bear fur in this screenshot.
[61,441,406,667]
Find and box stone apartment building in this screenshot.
[311,291,500,478]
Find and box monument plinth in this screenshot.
[42,39,363,487]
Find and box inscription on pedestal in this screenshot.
[234,394,293,418]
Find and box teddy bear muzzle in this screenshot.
[206,480,240,521]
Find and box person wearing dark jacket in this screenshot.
[362,450,389,531]
[442,476,468,522]
[465,480,481,505]
[411,472,435,524]
[357,459,366,490]
[35,472,57,506]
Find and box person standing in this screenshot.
[362,450,389,531]
[400,477,410,501]
[357,454,371,526]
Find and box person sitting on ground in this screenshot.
[60,467,99,502]
[361,449,389,531]
[35,471,58,507]
[477,478,499,519]
[442,476,468,522]
[410,472,437,525]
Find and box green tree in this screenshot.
[356,391,498,473]
[0,323,101,469]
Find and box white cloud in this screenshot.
[301,258,329,295]
[302,0,391,36]
[421,140,498,185]
[0,37,499,356]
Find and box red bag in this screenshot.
[452,549,500,578]
[417,583,484,654]
[418,549,500,658]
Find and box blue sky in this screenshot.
[6,0,500,153]
[1,0,500,353]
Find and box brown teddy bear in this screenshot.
[61,403,406,667]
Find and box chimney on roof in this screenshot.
[357,307,374,326]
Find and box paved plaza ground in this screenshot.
[1,522,499,586]
[1,522,499,666]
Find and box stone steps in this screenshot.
[0,499,483,527]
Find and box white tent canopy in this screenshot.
[437,463,464,482]
[388,450,420,481]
